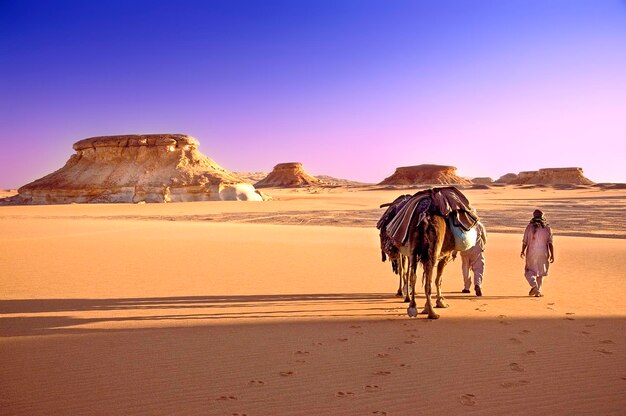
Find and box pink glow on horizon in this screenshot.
[1,0,625,187]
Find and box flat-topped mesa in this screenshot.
[255,162,324,188]
[72,134,199,151]
[16,134,265,204]
[379,164,471,185]
[510,167,594,185]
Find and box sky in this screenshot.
[1,0,625,188]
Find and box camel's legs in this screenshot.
[435,257,450,308]
[422,260,439,319]
[401,255,411,303]
[394,258,403,297]
[406,254,419,317]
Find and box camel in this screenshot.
[402,212,456,319]
[380,187,475,319]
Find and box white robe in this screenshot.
[523,223,553,278]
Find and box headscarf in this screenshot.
[529,209,548,228]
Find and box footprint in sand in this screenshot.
[377,353,390,358]
[520,329,531,335]
[295,359,307,364]
[312,342,324,346]
[405,328,418,332]
[581,331,591,335]
[248,380,265,386]
[355,331,364,335]
[295,350,310,355]
[459,393,477,406]
[599,340,614,344]
[372,411,388,415]
[334,391,355,398]
[338,338,349,342]
[475,307,486,312]
[548,302,555,306]
[509,363,525,372]
[364,385,381,393]
[399,363,412,369]
[499,320,512,326]
[585,324,596,328]
[410,334,420,338]
[525,350,537,356]
[564,316,575,321]
[232,413,247,416]
[509,338,522,344]
[594,349,613,355]
[404,340,416,344]
[500,380,530,389]
[374,370,391,376]
[217,395,238,401]
[279,371,294,377]
[350,325,362,329]
[387,346,401,351]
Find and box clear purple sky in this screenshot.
[1,0,625,188]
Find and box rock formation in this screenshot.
[379,164,471,185]
[472,177,493,185]
[14,134,265,204]
[234,171,269,184]
[254,162,324,188]
[494,173,518,183]
[509,168,594,185]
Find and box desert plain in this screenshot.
[1,185,625,415]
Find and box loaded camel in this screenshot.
[402,210,456,319]
[379,187,476,319]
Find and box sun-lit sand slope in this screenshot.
[1,186,625,415]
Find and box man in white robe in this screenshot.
[461,220,487,296]
[520,209,555,297]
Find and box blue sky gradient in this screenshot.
[1,0,625,187]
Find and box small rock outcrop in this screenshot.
[379,164,471,185]
[255,163,323,188]
[494,173,518,183]
[509,168,594,185]
[472,177,493,185]
[14,134,265,204]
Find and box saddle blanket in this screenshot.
[384,186,477,246]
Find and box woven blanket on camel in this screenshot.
[376,194,413,230]
[384,187,477,246]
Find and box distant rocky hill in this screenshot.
[236,170,367,187]
[494,173,518,184]
[471,177,494,185]
[509,168,594,185]
[11,134,265,204]
[254,162,323,188]
[379,164,471,185]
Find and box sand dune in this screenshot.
[1,187,625,415]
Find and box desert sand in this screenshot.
[1,185,625,415]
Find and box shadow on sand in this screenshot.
[0,292,530,337]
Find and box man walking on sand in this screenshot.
[520,209,554,297]
[461,220,487,297]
